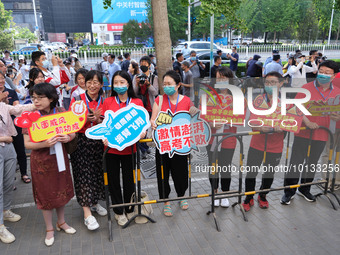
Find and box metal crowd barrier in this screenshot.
[102,126,339,240]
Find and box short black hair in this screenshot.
[295,49,301,54]
[232,46,237,50]
[163,70,181,85]
[108,54,115,59]
[31,51,45,65]
[214,55,221,63]
[111,70,137,98]
[182,61,190,68]
[118,55,123,60]
[75,68,89,84]
[265,71,283,81]
[190,50,196,55]
[124,52,130,59]
[309,50,318,56]
[289,56,296,66]
[176,53,183,60]
[216,50,222,54]
[318,60,339,73]
[273,54,280,61]
[140,56,151,66]
[30,83,59,109]
[27,68,44,89]
[217,66,233,79]
[0,59,6,66]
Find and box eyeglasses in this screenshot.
[86,81,101,86]
[31,96,47,101]
[264,80,280,86]
[318,72,334,75]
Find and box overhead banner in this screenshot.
[85,104,150,151]
[153,111,211,158]
[14,101,87,142]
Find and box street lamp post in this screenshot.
[328,0,335,45]
[32,0,39,42]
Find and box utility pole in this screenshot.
[188,0,191,41]
[328,0,335,45]
[32,0,39,42]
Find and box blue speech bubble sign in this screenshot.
[85,104,150,151]
[152,110,211,158]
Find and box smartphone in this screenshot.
[88,108,94,114]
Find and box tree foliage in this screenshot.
[121,20,152,45]
[13,27,37,43]
[0,1,14,50]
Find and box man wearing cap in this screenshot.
[264,50,282,68]
[100,53,109,75]
[306,50,319,82]
[18,55,30,81]
[182,43,190,56]
[3,51,13,66]
[263,54,283,76]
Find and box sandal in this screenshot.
[163,205,173,217]
[179,200,189,210]
[21,175,31,184]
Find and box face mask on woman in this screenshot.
[163,85,176,96]
[114,85,128,95]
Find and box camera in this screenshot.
[137,73,148,85]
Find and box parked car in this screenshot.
[13,46,40,55]
[52,42,66,50]
[174,41,231,55]
[182,51,246,77]
[44,43,59,51]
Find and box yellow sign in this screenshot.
[304,96,340,116]
[28,101,87,142]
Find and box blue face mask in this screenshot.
[264,86,274,95]
[190,57,196,61]
[163,86,176,96]
[114,85,128,95]
[317,73,332,84]
[42,60,50,69]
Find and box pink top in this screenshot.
[0,102,35,146]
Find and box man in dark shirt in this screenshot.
[228,46,239,77]
[173,53,184,81]
[211,56,221,78]
[121,52,131,72]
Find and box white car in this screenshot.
[174,41,231,55]
[52,42,66,50]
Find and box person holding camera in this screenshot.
[306,50,319,82]
[188,50,205,79]
[132,56,159,158]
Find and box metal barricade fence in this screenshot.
[101,126,339,240]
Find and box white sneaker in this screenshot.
[220,198,230,208]
[126,212,135,220]
[91,204,107,216]
[3,210,21,222]
[114,214,128,226]
[0,225,15,244]
[84,215,99,231]
[213,199,220,207]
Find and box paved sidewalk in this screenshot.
[1,133,340,255]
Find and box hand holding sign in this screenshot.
[156,112,173,126]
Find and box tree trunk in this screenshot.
[277,32,279,44]
[336,19,340,43]
[151,0,172,94]
[273,31,276,46]
[251,31,254,43]
[264,32,268,44]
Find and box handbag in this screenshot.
[129,191,153,224]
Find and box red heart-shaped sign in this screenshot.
[27,111,41,122]
[79,117,84,122]
[14,117,32,128]
[21,112,30,118]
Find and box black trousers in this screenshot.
[245,147,282,198]
[155,149,188,199]
[12,126,27,176]
[106,153,136,215]
[206,144,235,192]
[284,136,326,196]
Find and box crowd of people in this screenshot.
[0,48,339,247]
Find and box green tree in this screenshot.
[0,1,14,51]
[13,27,37,43]
[0,32,13,51]
[121,19,140,45]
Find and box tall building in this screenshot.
[2,0,44,33]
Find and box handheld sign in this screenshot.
[15,100,87,142]
[153,110,211,158]
[304,95,340,116]
[250,95,304,133]
[86,104,150,151]
[201,94,246,125]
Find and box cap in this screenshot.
[4,50,10,54]
[184,43,188,46]
[102,53,108,58]
[149,54,155,58]
[63,59,71,65]
[294,53,305,59]
[70,53,77,58]
[288,52,295,58]
[19,55,25,60]
[272,49,279,54]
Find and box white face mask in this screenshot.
[215,80,229,89]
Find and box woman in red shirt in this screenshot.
[207,66,237,208]
[102,71,145,226]
[69,70,107,231]
[243,72,285,212]
[150,70,194,217]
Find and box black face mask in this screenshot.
[140,65,149,73]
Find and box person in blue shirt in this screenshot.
[107,54,121,85]
[263,55,283,76]
[264,50,282,68]
[228,46,239,77]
